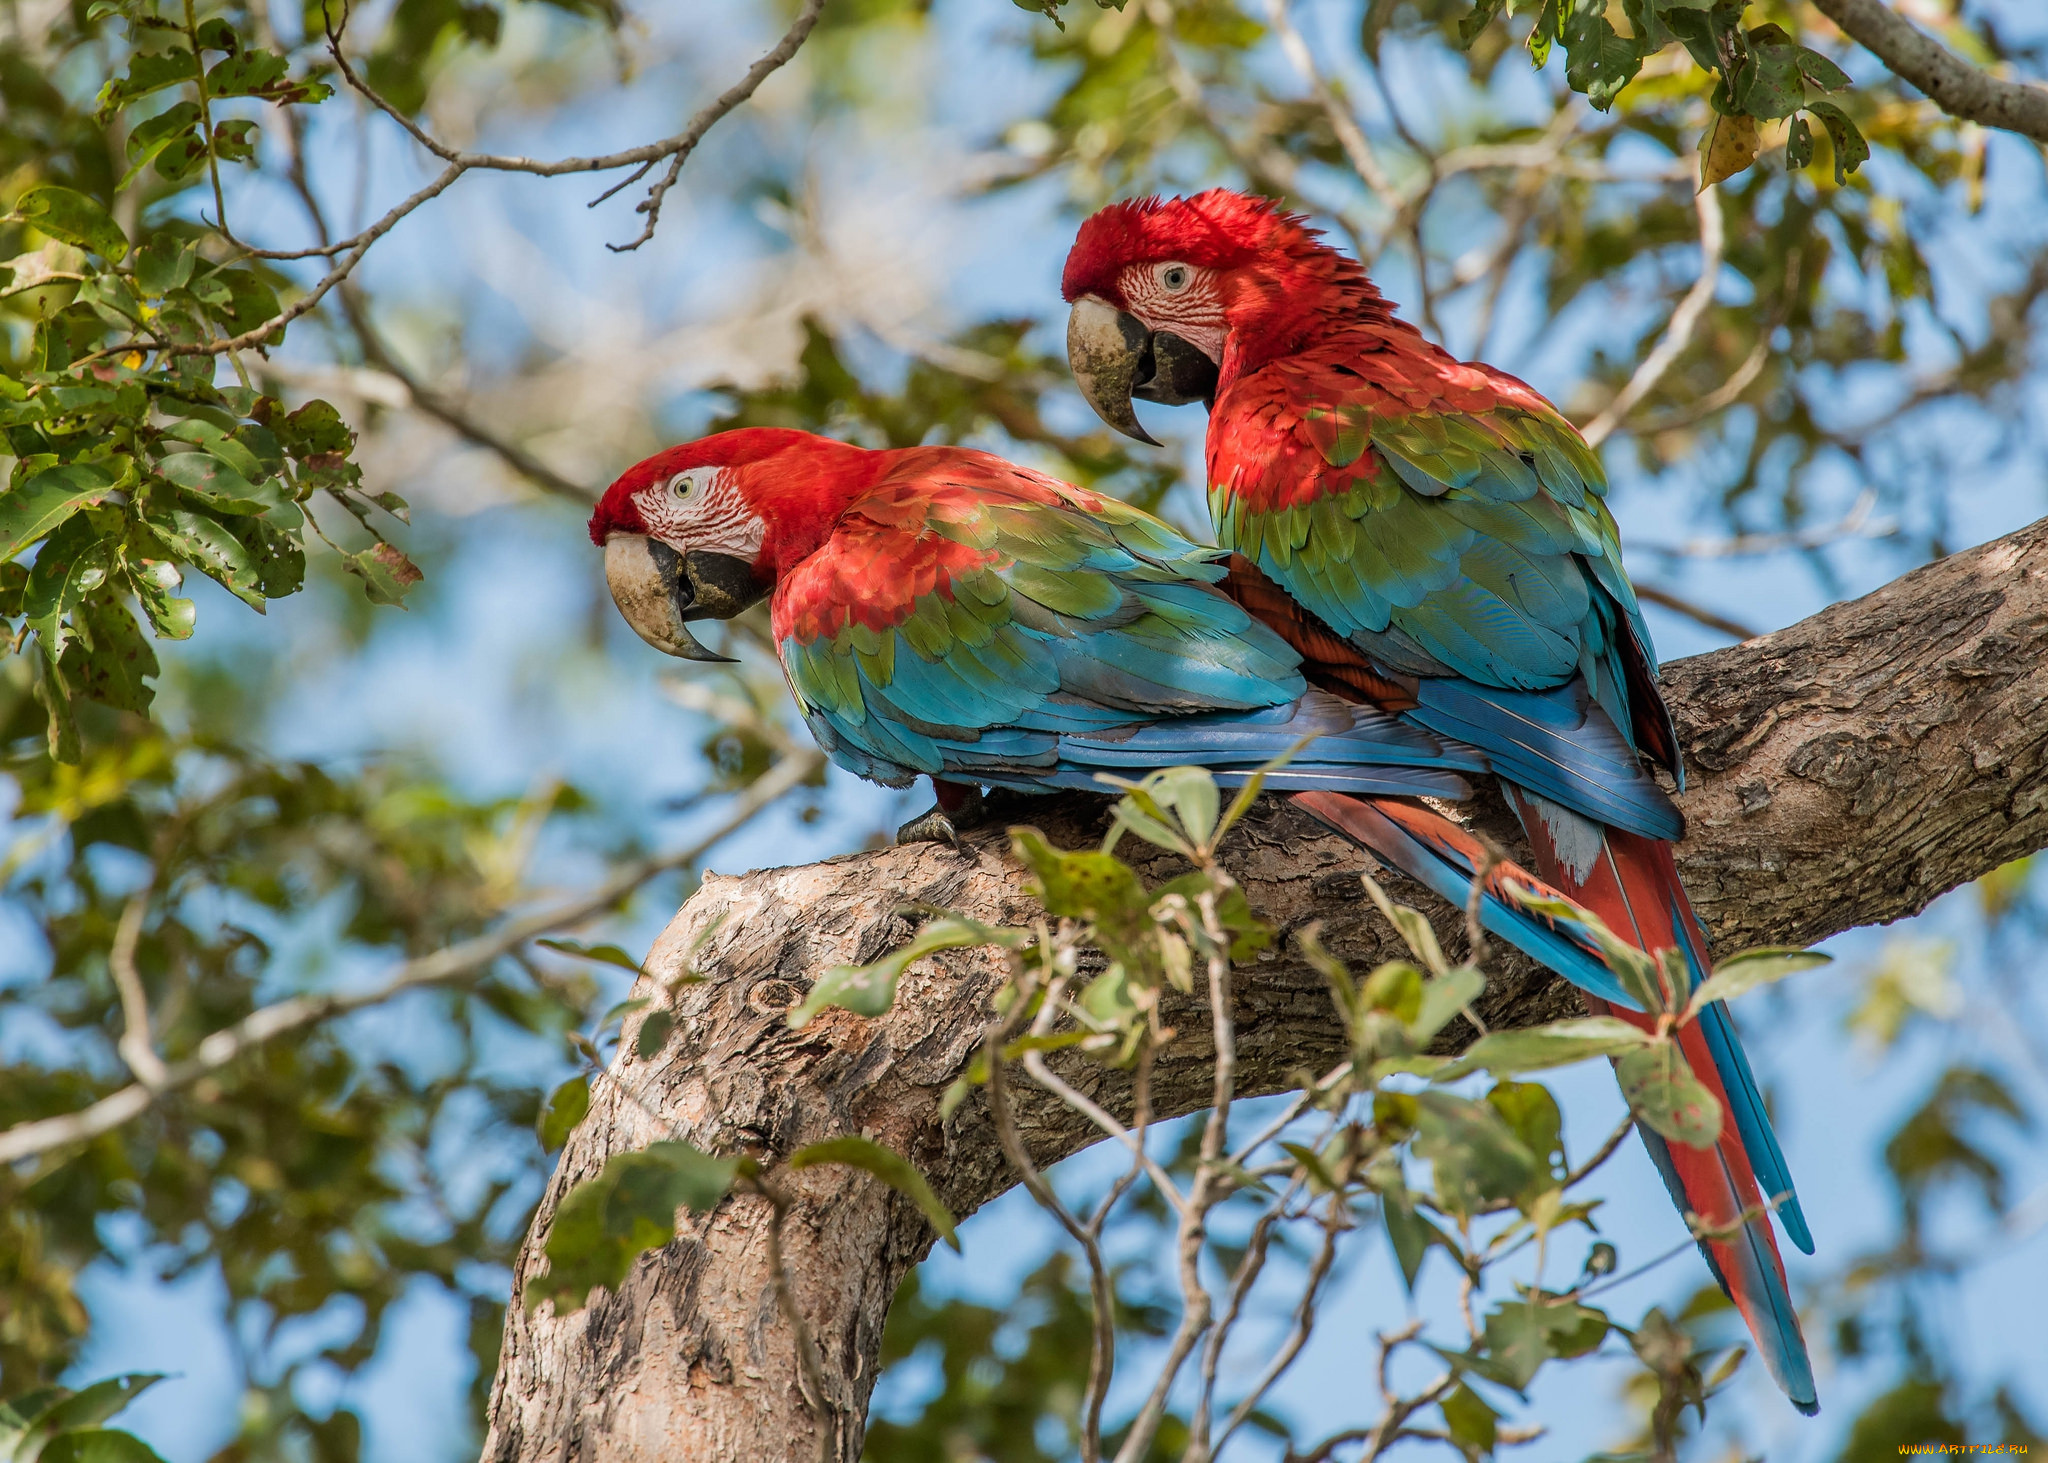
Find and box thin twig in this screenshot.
[1265,0,1400,210]
[109,885,170,1090]
[337,286,597,503]
[113,0,826,359]
[1213,1190,1346,1454]
[1581,183,1726,449]
[987,1013,1118,1463]
[0,748,822,1166]
[1114,888,1238,1463]
[1629,580,1762,642]
[1638,487,1896,560]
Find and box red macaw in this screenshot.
[1061,190,1817,1413]
[587,428,1507,840]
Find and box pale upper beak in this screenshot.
[602,534,767,663]
[1065,294,1221,446]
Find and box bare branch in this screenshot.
[1629,580,1762,642]
[109,886,169,1090]
[1638,488,1897,560]
[1811,0,2048,144]
[337,287,598,504]
[1265,0,1401,210]
[135,0,828,359]
[1582,183,1726,449]
[0,748,822,1167]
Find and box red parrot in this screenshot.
[586,428,1502,843]
[1061,190,1817,1412]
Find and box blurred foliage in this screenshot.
[0,0,2044,1457]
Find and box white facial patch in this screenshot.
[634,465,766,561]
[1118,262,1228,363]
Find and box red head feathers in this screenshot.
[587,427,831,546]
[1062,189,1375,307]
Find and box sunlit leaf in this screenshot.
[789,1135,960,1252]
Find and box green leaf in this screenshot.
[16,1375,166,1459]
[1458,0,1508,47]
[59,594,159,714]
[1414,1090,1541,1218]
[789,1135,960,1252]
[1361,873,1448,975]
[1378,1179,1453,1290]
[1412,964,1485,1044]
[1441,1381,1499,1456]
[536,937,645,974]
[538,1076,590,1152]
[1806,99,1869,183]
[1617,1042,1724,1149]
[1683,947,1829,1021]
[1792,44,1851,93]
[126,557,196,640]
[276,398,355,456]
[23,516,111,645]
[119,102,203,189]
[143,502,264,608]
[1279,1140,1344,1195]
[1562,2,1643,110]
[789,915,1024,1029]
[156,451,285,514]
[133,236,198,296]
[39,1429,172,1463]
[525,1141,741,1313]
[1149,764,1219,847]
[1487,1080,1565,1177]
[1510,888,1662,1012]
[204,48,334,105]
[1786,111,1815,170]
[634,1009,675,1059]
[94,48,202,118]
[1480,1293,1610,1387]
[341,543,423,607]
[1432,1015,1651,1080]
[1,463,119,562]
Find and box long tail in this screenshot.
[1292,788,1819,1415]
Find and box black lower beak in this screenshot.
[671,546,770,623]
[1067,295,1220,445]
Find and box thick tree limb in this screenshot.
[1811,0,2048,144]
[484,516,2048,1463]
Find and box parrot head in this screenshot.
[1061,188,1381,443]
[588,427,870,662]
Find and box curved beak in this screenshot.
[603,534,767,663]
[1066,295,1222,446]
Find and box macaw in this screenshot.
[1061,189,1817,1413]
[587,427,1506,838]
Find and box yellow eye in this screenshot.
[669,472,698,500]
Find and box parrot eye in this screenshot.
[668,469,709,501]
[1157,263,1193,293]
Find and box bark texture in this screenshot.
[1810,0,2048,145]
[484,516,2048,1463]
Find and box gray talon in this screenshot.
[896,807,962,848]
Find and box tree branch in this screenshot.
[0,749,822,1168]
[1810,0,2048,144]
[1582,184,1725,450]
[485,515,2048,1461]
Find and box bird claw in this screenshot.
[895,806,962,848]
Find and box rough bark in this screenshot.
[484,516,2048,1463]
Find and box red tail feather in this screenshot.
[1511,790,1814,1407]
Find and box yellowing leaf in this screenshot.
[1701,111,1760,188]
